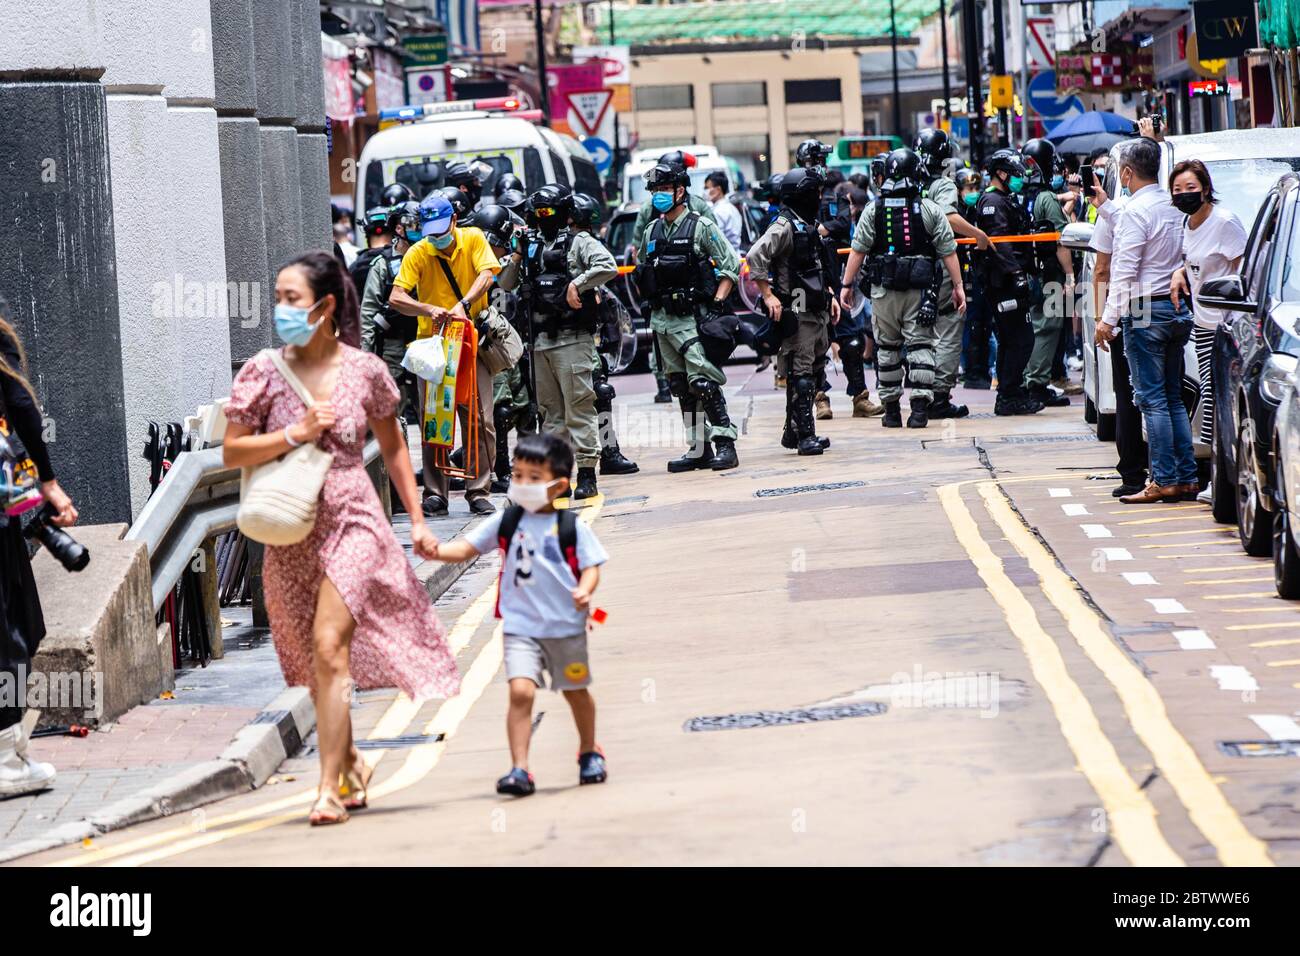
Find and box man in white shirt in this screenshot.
[1096,138,1195,504]
[704,171,743,251]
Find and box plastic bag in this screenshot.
[401,334,447,383]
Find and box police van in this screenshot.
[354,97,605,227]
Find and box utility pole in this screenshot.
[609,0,621,188]
[991,0,1009,147]
[533,0,550,123]
[890,0,902,137]
[961,0,983,166]
[939,0,951,125]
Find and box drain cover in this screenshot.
[755,480,866,498]
[996,434,1098,444]
[684,701,886,732]
[356,734,445,750]
[1218,740,1300,758]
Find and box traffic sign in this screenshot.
[990,75,1014,109]
[566,89,613,137]
[583,136,613,173]
[1027,70,1084,118]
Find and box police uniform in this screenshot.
[745,208,837,451]
[527,228,618,472]
[923,175,965,397]
[974,187,1036,409]
[1019,183,1069,393]
[636,207,742,467]
[359,246,419,416]
[632,191,718,247]
[850,193,956,410]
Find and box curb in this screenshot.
[0,551,484,864]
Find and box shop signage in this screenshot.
[1192,0,1259,61]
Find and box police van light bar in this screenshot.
[379,97,524,122]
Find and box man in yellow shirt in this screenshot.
[390,194,501,516]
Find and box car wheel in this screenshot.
[1096,412,1116,442]
[1084,395,1098,425]
[1275,462,1300,599]
[1237,422,1271,556]
[1211,413,1237,524]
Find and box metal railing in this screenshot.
[127,438,381,610]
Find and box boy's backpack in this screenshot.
[494,504,580,618]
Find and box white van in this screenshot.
[355,99,605,225]
[620,143,730,209]
[1066,128,1300,449]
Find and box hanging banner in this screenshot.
[322,35,354,123]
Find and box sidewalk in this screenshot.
[0,491,491,862]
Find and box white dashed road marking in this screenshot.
[1146,598,1189,614]
[1098,547,1133,561]
[1082,524,1113,539]
[1049,488,1072,498]
[1122,572,1158,585]
[1062,504,1090,516]
[1172,629,1216,650]
[1210,666,1259,692]
[1249,714,1300,740]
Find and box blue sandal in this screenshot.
[496,767,535,796]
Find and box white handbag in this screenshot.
[235,350,334,546]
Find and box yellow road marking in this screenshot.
[1185,577,1273,585]
[55,501,603,868]
[938,483,1183,866]
[1182,565,1269,574]
[1203,592,1279,600]
[975,481,1272,867]
[1265,659,1300,668]
[1229,622,1300,631]
[1119,515,1220,526]
[1220,607,1300,614]
[1134,528,1237,538]
[1249,637,1300,646]
[1144,541,1242,549]
[1157,551,1247,559]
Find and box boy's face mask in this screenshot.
[508,477,563,513]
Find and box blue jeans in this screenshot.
[1122,302,1196,486]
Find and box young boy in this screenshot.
[432,432,608,796]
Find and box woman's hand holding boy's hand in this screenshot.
[410,523,439,561]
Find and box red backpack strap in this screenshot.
[494,504,525,618]
[556,508,580,581]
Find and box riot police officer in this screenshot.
[955,168,994,389]
[519,183,618,499]
[360,200,423,420]
[381,182,415,207]
[747,167,840,455]
[1017,138,1073,408]
[349,205,398,296]
[445,161,487,225]
[820,187,882,417]
[632,152,718,245]
[636,162,742,471]
[915,128,990,419]
[571,192,639,476]
[795,138,832,173]
[840,148,964,429]
[973,149,1042,416]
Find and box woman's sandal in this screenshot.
[309,790,350,826]
[340,758,374,811]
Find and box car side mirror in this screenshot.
[1197,274,1258,313]
[1059,221,1095,251]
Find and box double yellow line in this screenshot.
[939,478,1271,867]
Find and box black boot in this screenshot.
[1028,383,1070,407]
[668,397,713,472]
[928,389,969,419]
[711,437,739,471]
[491,415,511,493]
[882,400,903,428]
[653,377,673,403]
[794,375,825,456]
[781,380,798,449]
[573,466,599,499]
[906,396,930,428]
[599,445,639,475]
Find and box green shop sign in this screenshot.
[404,34,448,67]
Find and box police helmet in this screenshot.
[913,128,954,177]
[494,173,524,198]
[497,189,528,215]
[954,168,982,193]
[381,183,414,207]
[434,185,472,219]
[570,193,603,230]
[779,167,825,205]
[988,148,1028,181]
[869,156,886,184]
[795,139,832,169]
[1019,138,1056,185]
[643,162,684,191]
[525,183,574,223]
[880,147,924,195]
[658,150,697,171]
[385,200,422,240]
[444,161,486,202]
[475,204,516,249]
[363,205,391,238]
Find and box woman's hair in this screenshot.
[0,294,39,406]
[282,250,361,347]
[1168,159,1217,205]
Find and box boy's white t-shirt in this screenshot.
[1184,203,1248,330]
[465,509,608,639]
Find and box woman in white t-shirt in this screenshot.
[1170,159,1247,495]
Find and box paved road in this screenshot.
[22,365,1299,866]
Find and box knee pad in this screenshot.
[593,379,616,405]
[794,374,817,398]
[667,373,690,399]
[688,377,716,399]
[839,335,863,353]
[493,403,512,430]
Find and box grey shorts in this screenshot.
[503,633,591,691]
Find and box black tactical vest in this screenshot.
[529,229,597,332]
[869,195,938,259]
[643,212,718,316]
[775,211,834,312]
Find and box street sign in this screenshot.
[403,33,448,67]
[1027,17,1055,70]
[990,75,1014,109]
[1027,70,1083,118]
[567,89,613,137]
[583,136,613,173]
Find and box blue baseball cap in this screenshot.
[418,194,455,237]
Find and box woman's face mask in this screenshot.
[274,299,324,347]
[508,477,563,513]
[1172,190,1204,215]
[651,190,676,212]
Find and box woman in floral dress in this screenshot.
[224,251,459,825]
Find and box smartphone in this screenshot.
[1080,165,1095,193]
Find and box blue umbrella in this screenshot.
[1046,110,1135,143]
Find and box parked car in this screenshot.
[1066,129,1300,453]
[1200,173,1300,556]
[1270,358,1300,597]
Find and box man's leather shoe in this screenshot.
[1029,385,1070,408]
[422,495,449,517]
[1119,482,1182,504]
[468,497,496,515]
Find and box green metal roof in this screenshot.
[594,0,934,46]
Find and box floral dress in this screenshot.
[225,345,460,702]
